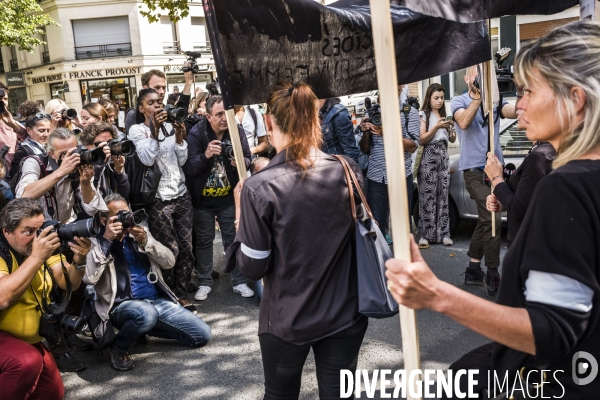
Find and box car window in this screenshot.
[500,121,533,156]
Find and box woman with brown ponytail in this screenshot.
[225,82,368,399]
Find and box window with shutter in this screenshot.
[72,17,132,59]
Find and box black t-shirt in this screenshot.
[492,160,600,397]
[197,127,235,211]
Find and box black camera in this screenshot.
[182,51,202,74]
[60,108,77,121]
[39,312,85,341]
[206,82,220,97]
[220,139,234,160]
[0,145,9,161]
[107,139,136,157]
[116,209,148,229]
[406,96,420,111]
[164,104,187,123]
[74,145,104,165]
[0,89,6,115]
[364,97,382,126]
[471,48,515,96]
[39,218,101,242]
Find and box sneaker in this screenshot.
[418,237,430,248]
[233,283,255,298]
[485,269,501,301]
[464,264,485,286]
[385,234,393,245]
[194,286,212,301]
[109,347,134,371]
[442,237,453,246]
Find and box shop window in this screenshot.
[73,17,132,60]
[80,77,137,129]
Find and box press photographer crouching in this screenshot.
[84,194,211,371]
[0,198,92,399]
[79,122,132,200]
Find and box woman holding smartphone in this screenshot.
[416,83,456,248]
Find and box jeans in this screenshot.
[110,297,211,353]
[0,332,64,400]
[367,174,413,236]
[193,205,246,287]
[259,317,368,400]
[463,170,502,268]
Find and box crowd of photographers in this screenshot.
[0,25,583,396]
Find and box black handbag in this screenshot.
[334,155,399,319]
[125,130,162,206]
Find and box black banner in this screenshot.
[394,0,578,23]
[204,0,491,106]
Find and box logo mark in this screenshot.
[572,351,598,385]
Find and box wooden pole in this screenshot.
[484,21,496,237]
[225,109,248,181]
[369,0,421,398]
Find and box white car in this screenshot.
[342,90,379,116]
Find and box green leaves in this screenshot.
[0,0,59,52]
[139,0,190,23]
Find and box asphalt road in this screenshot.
[62,221,509,400]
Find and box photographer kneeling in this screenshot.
[0,198,91,399]
[84,194,211,371]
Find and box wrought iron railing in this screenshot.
[9,59,18,71]
[42,51,50,64]
[163,41,181,54]
[75,43,133,60]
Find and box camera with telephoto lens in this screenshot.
[471,48,515,95]
[182,51,202,74]
[220,139,234,160]
[0,89,6,115]
[38,218,101,242]
[60,108,77,121]
[164,104,187,123]
[39,312,85,341]
[107,139,136,157]
[363,97,382,126]
[116,209,148,229]
[73,145,104,165]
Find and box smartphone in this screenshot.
[445,115,453,122]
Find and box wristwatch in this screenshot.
[72,260,86,271]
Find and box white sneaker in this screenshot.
[194,286,212,301]
[418,237,430,248]
[442,237,453,246]
[233,283,255,298]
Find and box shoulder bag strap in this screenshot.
[333,155,375,221]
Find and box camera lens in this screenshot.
[56,218,101,241]
[61,108,78,120]
[79,147,104,165]
[109,139,136,157]
[372,114,382,126]
[58,314,85,334]
[117,210,148,229]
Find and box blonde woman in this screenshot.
[386,20,600,398]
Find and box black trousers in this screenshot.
[259,317,368,400]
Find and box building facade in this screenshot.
[0,0,214,129]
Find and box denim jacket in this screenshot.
[319,101,360,163]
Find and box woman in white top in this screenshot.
[128,88,197,313]
[417,83,456,248]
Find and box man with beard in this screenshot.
[0,198,91,399]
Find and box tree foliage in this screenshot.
[140,0,190,23]
[0,0,59,52]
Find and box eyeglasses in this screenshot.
[515,86,525,99]
[32,113,52,121]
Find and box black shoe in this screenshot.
[55,352,87,372]
[211,270,220,279]
[464,264,485,286]
[135,334,151,345]
[109,347,135,371]
[66,332,95,351]
[485,269,501,301]
[187,282,198,293]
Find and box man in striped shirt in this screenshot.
[358,85,420,245]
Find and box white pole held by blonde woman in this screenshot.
[369,0,421,398]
